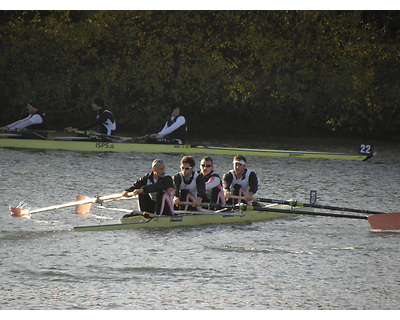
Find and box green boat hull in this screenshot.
[0,138,371,160]
[73,205,295,231]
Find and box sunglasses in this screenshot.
[201,164,212,168]
[181,166,192,170]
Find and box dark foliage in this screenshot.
[1,10,399,139]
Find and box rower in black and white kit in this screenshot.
[122,159,175,216]
[223,154,258,205]
[65,97,116,138]
[173,156,206,211]
[198,156,225,205]
[146,105,186,145]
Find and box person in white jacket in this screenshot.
[1,100,47,132]
[147,106,186,144]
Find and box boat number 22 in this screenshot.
[359,144,372,155]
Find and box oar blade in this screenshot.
[8,192,129,218]
[74,195,93,215]
[10,207,31,218]
[368,212,400,232]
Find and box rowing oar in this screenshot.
[186,200,371,219]
[10,192,134,218]
[230,195,383,215]
[9,129,57,133]
[247,205,400,231]
[201,200,400,231]
[72,130,135,142]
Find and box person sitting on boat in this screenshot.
[223,154,258,205]
[64,97,116,140]
[121,159,175,216]
[0,99,48,139]
[173,156,206,211]
[146,105,186,145]
[198,156,225,205]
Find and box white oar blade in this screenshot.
[368,212,400,232]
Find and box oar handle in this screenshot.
[15,129,57,133]
[97,192,135,202]
[180,201,209,205]
[180,201,237,210]
[72,130,107,138]
[230,195,250,200]
[230,195,296,205]
[67,130,134,141]
[180,201,195,206]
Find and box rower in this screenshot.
[223,155,259,205]
[0,99,48,139]
[64,97,116,141]
[173,156,206,211]
[122,159,175,216]
[198,156,225,205]
[145,105,186,145]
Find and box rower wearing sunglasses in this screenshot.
[173,156,206,211]
[198,156,225,205]
[223,154,258,205]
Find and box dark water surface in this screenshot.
[1,137,399,310]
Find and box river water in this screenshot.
[0,137,399,310]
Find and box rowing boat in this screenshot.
[73,204,295,231]
[0,135,373,161]
[9,191,399,232]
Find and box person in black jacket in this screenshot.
[122,159,174,216]
[65,97,116,137]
